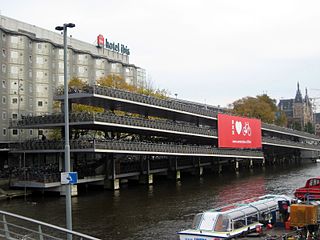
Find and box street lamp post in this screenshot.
[55,23,75,237]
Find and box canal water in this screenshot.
[1,162,319,239]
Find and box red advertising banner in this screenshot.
[218,113,262,149]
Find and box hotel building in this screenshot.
[0,15,145,144]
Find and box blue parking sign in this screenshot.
[61,172,78,185]
[68,172,78,184]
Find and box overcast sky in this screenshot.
[1,0,320,109]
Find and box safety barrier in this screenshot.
[0,210,100,240]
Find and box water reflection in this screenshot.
[217,175,266,205]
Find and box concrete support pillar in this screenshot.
[235,160,239,172]
[218,164,223,174]
[104,153,119,190]
[249,159,253,169]
[199,166,203,176]
[167,157,180,181]
[71,185,77,196]
[192,165,203,176]
[139,174,153,185]
[104,179,120,190]
[167,170,181,181]
[59,185,78,196]
[176,170,181,180]
[148,174,153,184]
[192,157,203,176]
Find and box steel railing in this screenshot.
[0,210,100,240]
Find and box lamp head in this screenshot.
[55,26,64,31]
[65,23,75,28]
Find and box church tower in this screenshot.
[293,82,304,129]
[304,88,314,127]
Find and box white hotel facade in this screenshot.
[0,15,146,143]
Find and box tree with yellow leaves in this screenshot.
[231,94,287,126]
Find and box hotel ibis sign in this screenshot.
[97,34,130,55]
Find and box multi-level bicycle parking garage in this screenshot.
[8,86,320,195]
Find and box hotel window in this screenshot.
[58,75,64,84]
[11,51,18,60]
[2,64,6,73]
[78,55,85,61]
[3,128,7,136]
[37,43,42,49]
[36,56,44,64]
[12,129,18,135]
[12,113,18,119]
[38,101,43,107]
[36,71,44,80]
[11,66,18,74]
[11,36,19,44]
[2,33,5,41]
[2,80,6,88]
[29,129,33,136]
[125,77,132,84]
[96,70,104,77]
[12,98,18,104]
[2,96,6,104]
[2,49,6,58]
[29,56,32,63]
[78,66,87,73]
[29,69,32,78]
[2,112,6,120]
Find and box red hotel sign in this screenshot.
[97,34,104,46]
[218,113,262,149]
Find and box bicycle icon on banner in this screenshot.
[242,122,251,136]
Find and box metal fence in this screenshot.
[0,210,100,240]
[54,85,320,140]
[10,139,264,158]
[55,85,218,118]
[11,112,217,138]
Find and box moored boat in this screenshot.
[294,177,320,200]
[177,194,291,240]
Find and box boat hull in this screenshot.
[294,177,320,200]
[178,232,227,240]
[294,189,320,200]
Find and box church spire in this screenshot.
[305,87,311,106]
[295,81,303,103]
